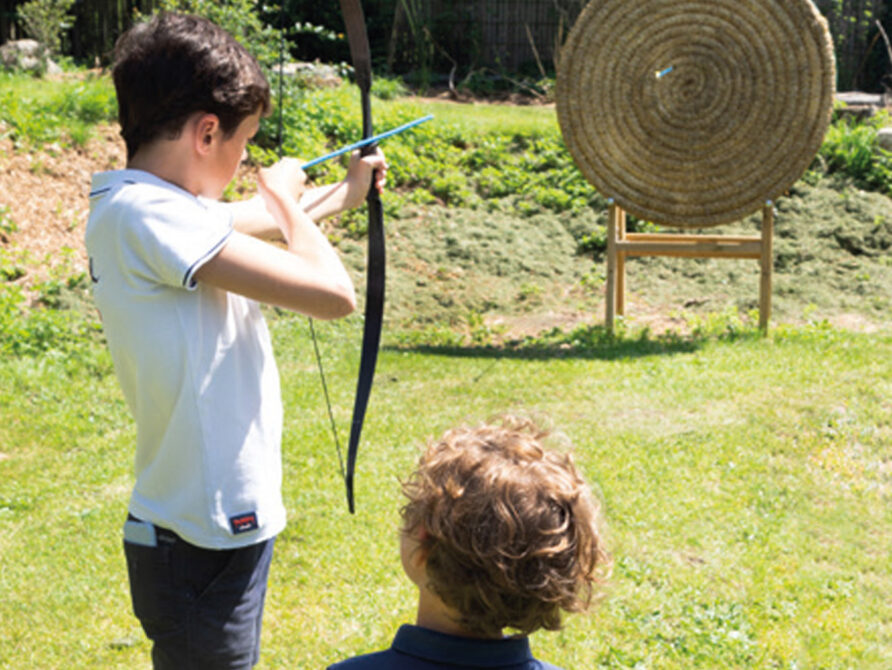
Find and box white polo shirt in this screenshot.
[86,169,286,549]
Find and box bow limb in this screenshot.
[339,0,384,514]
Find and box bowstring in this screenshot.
[276,4,347,481]
[308,318,346,480]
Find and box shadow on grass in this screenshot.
[386,323,762,362]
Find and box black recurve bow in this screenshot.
[339,0,384,514]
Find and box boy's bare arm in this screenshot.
[228,149,386,238]
[194,159,358,319]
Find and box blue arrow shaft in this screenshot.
[300,114,434,170]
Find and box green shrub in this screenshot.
[156,0,283,71]
[17,0,75,57]
[57,80,116,124]
[0,73,117,148]
[371,77,409,101]
[0,247,27,282]
[818,112,892,195]
[0,206,18,241]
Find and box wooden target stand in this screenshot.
[604,200,775,332]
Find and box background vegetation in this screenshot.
[1,0,891,92]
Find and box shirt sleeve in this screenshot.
[121,189,233,290]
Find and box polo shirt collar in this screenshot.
[89,169,205,206]
[392,624,535,668]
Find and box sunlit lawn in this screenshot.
[1,316,890,668]
[401,95,558,135]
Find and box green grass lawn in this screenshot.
[401,96,558,136]
[1,316,890,668]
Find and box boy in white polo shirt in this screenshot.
[85,12,386,669]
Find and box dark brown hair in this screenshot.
[401,415,609,638]
[112,12,271,160]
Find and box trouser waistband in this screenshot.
[125,513,179,547]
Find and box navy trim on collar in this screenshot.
[391,625,535,668]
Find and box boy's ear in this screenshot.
[193,113,221,155]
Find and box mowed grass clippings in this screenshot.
[3,319,889,668]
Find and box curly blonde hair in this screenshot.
[401,415,609,638]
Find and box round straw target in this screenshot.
[556,0,835,227]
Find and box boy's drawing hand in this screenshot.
[343,148,388,210]
[257,158,313,242]
[258,158,308,202]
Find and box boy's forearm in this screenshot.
[228,196,280,239]
[300,181,357,222]
[229,182,357,239]
[260,186,355,299]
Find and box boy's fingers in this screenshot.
[259,161,307,197]
[282,156,307,171]
[351,148,386,169]
[364,149,387,169]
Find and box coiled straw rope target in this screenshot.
[556,0,835,228]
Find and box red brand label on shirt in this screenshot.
[229,512,259,535]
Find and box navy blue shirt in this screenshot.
[327,624,563,669]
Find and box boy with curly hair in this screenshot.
[329,416,609,669]
[86,12,385,669]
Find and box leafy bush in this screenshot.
[0,72,117,148]
[371,76,409,101]
[0,206,18,243]
[156,0,283,71]
[0,248,26,282]
[817,112,892,195]
[17,0,75,56]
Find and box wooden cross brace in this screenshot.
[604,202,775,332]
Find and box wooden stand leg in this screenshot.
[601,201,773,331]
[606,203,618,331]
[759,204,774,333]
[616,207,627,316]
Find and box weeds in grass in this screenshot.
[0,72,116,149]
[0,247,100,359]
[0,204,17,242]
[370,76,409,100]
[0,246,27,282]
[0,280,98,356]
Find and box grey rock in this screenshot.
[0,39,60,75]
[877,127,892,152]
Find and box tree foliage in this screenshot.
[158,0,282,70]
[17,0,75,55]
